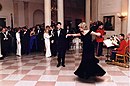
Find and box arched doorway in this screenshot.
[33,9,44,26]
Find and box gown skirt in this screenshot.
[74,57,106,79]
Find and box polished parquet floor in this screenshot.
[0,49,129,86]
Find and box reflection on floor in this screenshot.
[0,50,129,86]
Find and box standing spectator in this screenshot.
[29,27,37,53]
[0,26,3,60]
[10,27,16,54]
[16,28,21,57]
[49,25,57,57]
[96,22,106,57]
[66,25,74,50]
[44,26,52,58]
[36,25,44,52]
[22,27,30,55]
[1,27,10,58]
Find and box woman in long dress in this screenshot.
[44,26,52,58]
[67,22,106,79]
[16,28,21,57]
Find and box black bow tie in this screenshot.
[58,29,61,31]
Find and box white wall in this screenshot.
[98,0,128,38]
[0,0,14,27]
[33,10,44,26]
[28,2,44,28]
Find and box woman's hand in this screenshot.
[114,48,117,50]
[66,34,72,37]
[96,33,101,36]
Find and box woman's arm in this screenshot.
[91,31,101,36]
[44,33,52,39]
[66,33,81,37]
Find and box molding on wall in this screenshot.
[0,3,2,11]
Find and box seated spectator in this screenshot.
[110,34,127,61]
[127,33,130,45]
[126,33,130,53]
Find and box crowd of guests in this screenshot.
[0,21,129,80]
[0,25,44,60]
[0,23,75,60]
[0,21,129,64]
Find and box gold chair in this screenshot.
[115,46,129,64]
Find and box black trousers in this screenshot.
[57,49,66,65]
[50,43,57,56]
[96,42,103,56]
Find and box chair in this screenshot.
[115,46,129,64]
[71,42,76,49]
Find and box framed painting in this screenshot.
[103,15,115,31]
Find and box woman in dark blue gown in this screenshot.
[67,22,106,79]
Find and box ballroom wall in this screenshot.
[0,0,44,28]
[0,0,129,36]
[97,0,128,38]
[0,0,14,27]
[28,2,44,27]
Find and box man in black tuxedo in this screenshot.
[21,27,30,55]
[54,22,67,67]
[66,25,74,50]
[1,27,10,58]
[0,26,3,60]
[49,25,57,57]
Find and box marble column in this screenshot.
[44,0,51,27]
[18,1,25,27]
[24,2,29,26]
[57,0,64,28]
[85,0,90,28]
[127,0,130,34]
[91,0,98,21]
[13,2,19,27]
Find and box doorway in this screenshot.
[0,18,6,27]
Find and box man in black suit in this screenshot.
[21,27,30,55]
[66,25,74,50]
[0,26,3,60]
[49,25,57,57]
[54,22,67,67]
[1,27,10,58]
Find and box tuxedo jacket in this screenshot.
[53,28,67,51]
[1,32,10,52]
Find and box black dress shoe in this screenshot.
[0,57,4,60]
[57,64,60,67]
[62,64,65,67]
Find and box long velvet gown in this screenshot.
[74,30,106,79]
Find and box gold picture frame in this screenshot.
[103,15,115,31]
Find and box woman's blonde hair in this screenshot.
[78,22,88,30]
